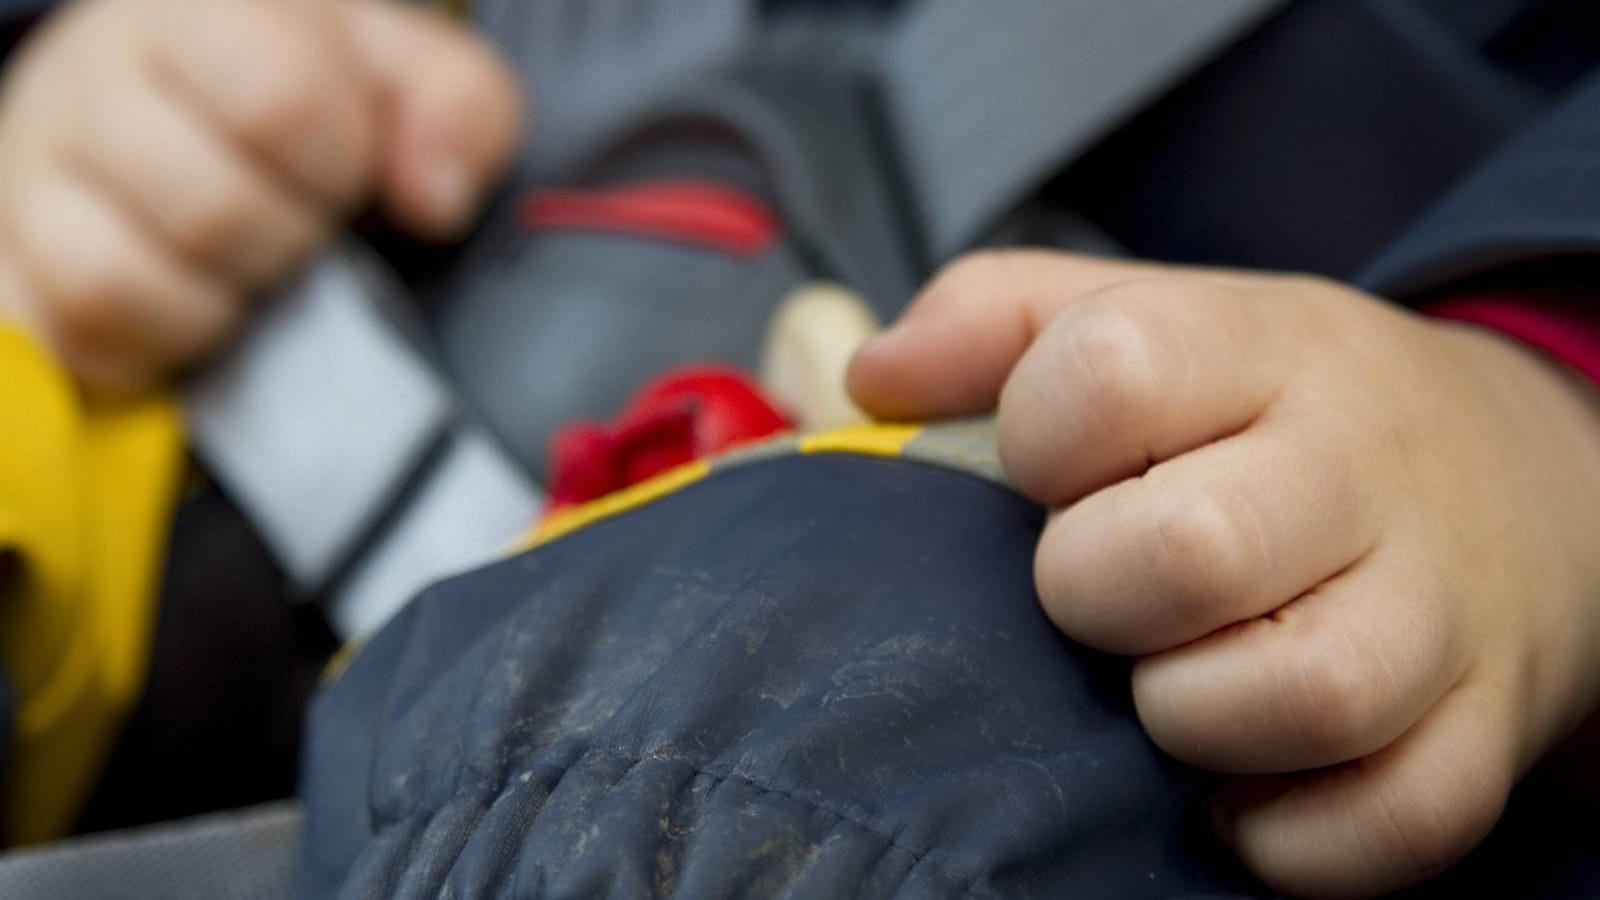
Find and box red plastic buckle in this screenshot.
[546,365,793,510]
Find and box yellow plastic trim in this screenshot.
[521,459,712,550]
[797,422,920,457]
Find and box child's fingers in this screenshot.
[996,277,1286,506]
[847,250,1198,420]
[8,165,237,391]
[333,0,523,238]
[1219,683,1514,898]
[70,75,323,289]
[1130,550,1464,774]
[1033,420,1379,656]
[153,0,376,211]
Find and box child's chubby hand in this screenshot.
[849,250,1600,898]
[0,0,521,391]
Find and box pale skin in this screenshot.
[848,251,1600,897]
[0,0,522,392]
[1,2,1597,897]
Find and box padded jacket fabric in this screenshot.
[301,447,1258,899]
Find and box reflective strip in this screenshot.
[331,429,542,639]
[185,248,542,639]
[184,253,453,591]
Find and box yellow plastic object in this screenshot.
[0,326,182,843]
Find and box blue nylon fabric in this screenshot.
[300,455,1259,898]
[1049,0,1541,280]
[1360,68,1600,297]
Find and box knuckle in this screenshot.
[918,249,1031,317]
[1032,523,1087,630]
[438,39,524,131]
[928,248,1024,295]
[48,279,125,355]
[1128,274,1222,305]
[237,66,327,151]
[167,188,258,267]
[225,15,338,152]
[35,248,132,353]
[1275,270,1345,299]
[177,285,240,348]
[1053,302,1161,425]
[1148,490,1252,618]
[255,213,324,282]
[1374,759,1509,882]
[1287,634,1386,760]
[164,187,322,287]
[1129,658,1201,755]
[994,385,1061,499]
[10,183,119,349]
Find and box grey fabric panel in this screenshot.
[0,803,301,900]
[474,0,755,177]
[881,0,1286,259]
[439,233,810,477]
[184,252,454,592]
[727,26,926,311]
[331,429,542,639]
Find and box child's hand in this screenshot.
[0,0,520,391]
[849,250,1600,898]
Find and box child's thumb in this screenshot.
[847,250,1170,421]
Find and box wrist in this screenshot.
[1427,290,1600,391]
[1429,313,1600,770]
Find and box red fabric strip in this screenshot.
[520,180,779,257]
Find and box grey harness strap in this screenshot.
[183,248,541,639]
[0,802,301,900]
[879,0,1288,258]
